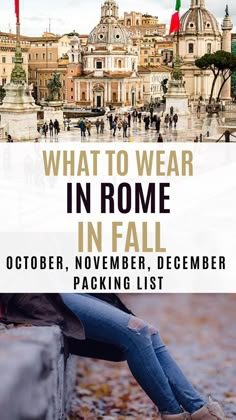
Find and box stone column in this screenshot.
[123,83,126,105]
[86,83,89,102]
[90,82,93,105]
[118,82,121,103]
[77,81,80,102]
[108,82,112,103]
[221,12,233,101]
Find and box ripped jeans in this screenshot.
[61,294,205,415]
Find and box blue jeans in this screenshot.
[61,293,205,415]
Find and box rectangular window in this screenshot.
[2,57,6,63]
[49,53,53,60]
[71,87,73,92]
[96,61,102,69]
[2,78,7,86]
[12,57,15,64]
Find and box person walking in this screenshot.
[173,113,178,128]
[164,114,169,128]
[53,119,60,140]
[108,113,113,130]
[138,111,142,123]
[122,119,128,139]
[43,122,48,139]
[170,106,174,116]
[112,120,117,137]
[156,116,161,133]
[132,109,138,123]
[0,293,227,420]
[118,120,122,132]
[145,115,150,131]
[169,115,173,129]
[49,120,54,138]
[127,113,131,128]
[79,119,86,137]
[150,105,154,119]
[86,120,92,137]
[95,119,100,135]
[100,119,105,134]
[197,100,201,114]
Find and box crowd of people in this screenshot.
[40,119,60,140]
[75,107,179,142]
[5,107,179,143]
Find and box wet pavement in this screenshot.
[69,294,236,419]
[39,110,236,144]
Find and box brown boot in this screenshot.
[162,412,191,420]
[191,397,227,419]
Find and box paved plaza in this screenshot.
[37,109,236,144]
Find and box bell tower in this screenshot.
[101,0,119,22]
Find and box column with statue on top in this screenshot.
[0,0,40,141]
[165,0,190,115]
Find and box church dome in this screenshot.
[88,22,131,45]
[180,0,220,35]
[87,0,131,45]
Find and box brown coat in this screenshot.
[0,294,85,340]
[0,293,133,342]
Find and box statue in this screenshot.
[225,5,229,17]
[11,43,27,84]
[47,73,62,101]
[172,55,183,81]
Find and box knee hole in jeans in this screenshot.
[128,316,158,335]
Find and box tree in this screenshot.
[195,51,236,103]
[0,86,5,103]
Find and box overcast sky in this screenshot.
[0,0,235,36]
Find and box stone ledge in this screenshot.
[0,324,77,420]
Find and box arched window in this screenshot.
[118,60,122,69]
[127,19,131,26]
[188,43,194,54]
[136,20,140,25]
[207,43,212,53]
[71,54,75,63]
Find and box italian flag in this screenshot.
[169,0,181,34]
[15,0,20,23]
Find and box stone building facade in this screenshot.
[138,65,171,104]
[74,0,144,108]
[0,32,29,87]
[177,0,233,100]
[119,12,166,37]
